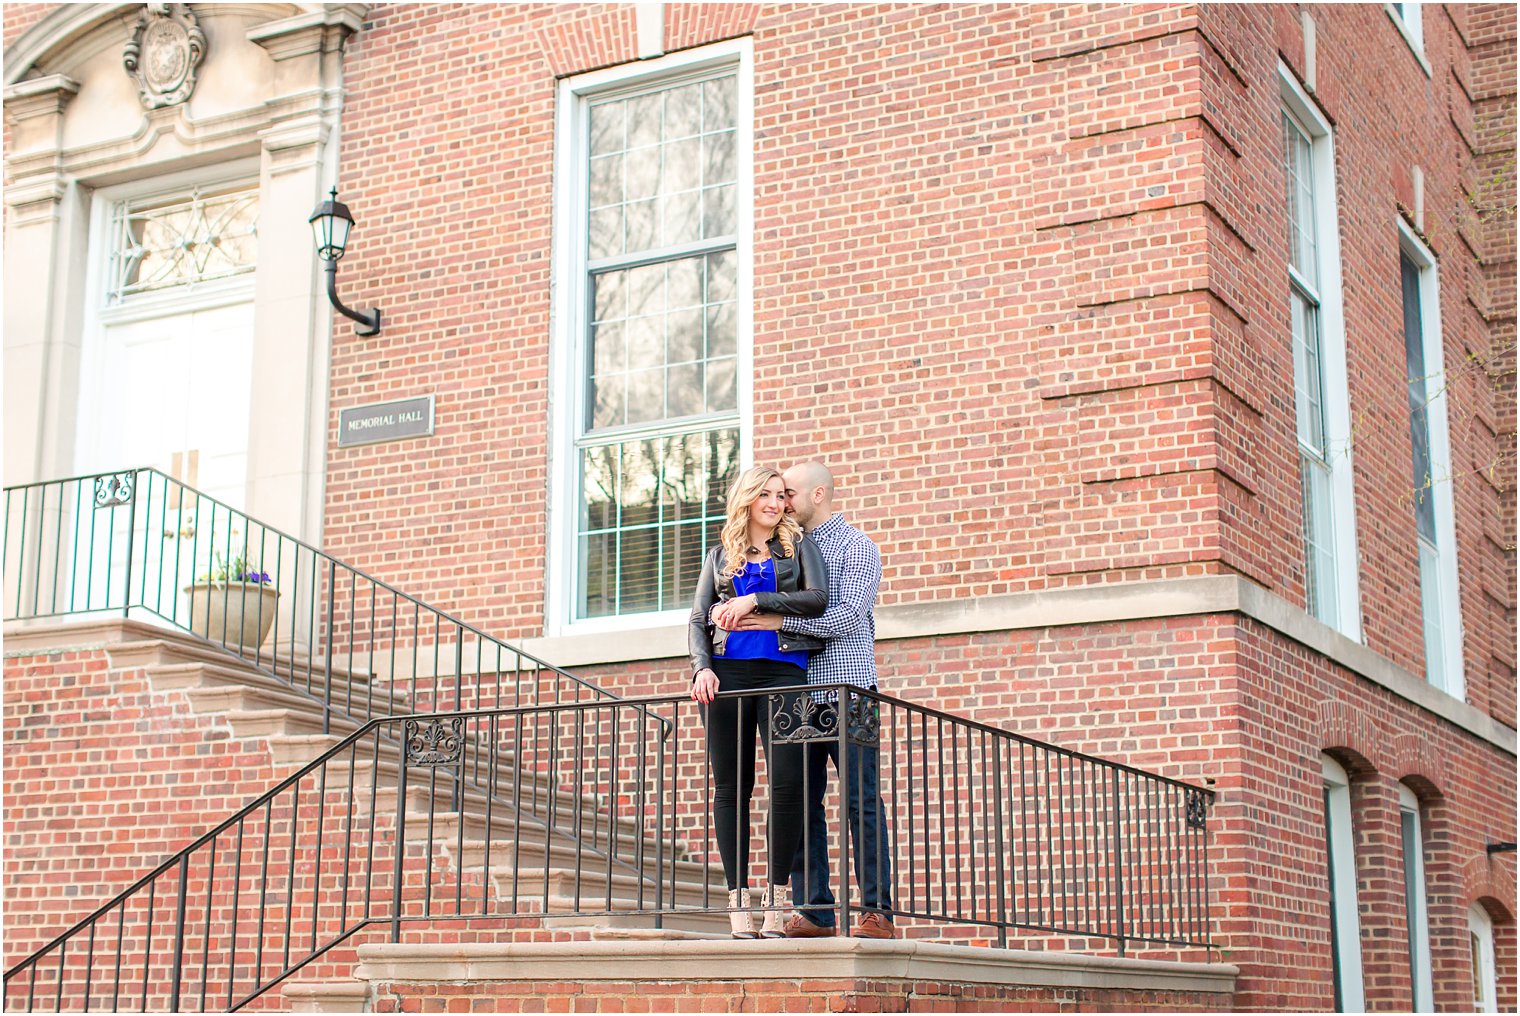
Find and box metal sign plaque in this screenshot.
[338,396,435,447]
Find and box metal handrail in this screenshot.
[1,467,657,727]
[3,685,1215,1013]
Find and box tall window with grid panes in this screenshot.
[1282,107,1340,628]
[571,62,744,622]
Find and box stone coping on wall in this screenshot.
[352,937,1240,995]
[524,574,1518,757]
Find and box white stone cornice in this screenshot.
[246,4,368,61]
[2,73,81,118]
[354,939,1240,995]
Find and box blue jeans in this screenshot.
[789,737,893,928]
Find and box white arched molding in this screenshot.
[2,3,365,548]
[1322,755,1365,1012]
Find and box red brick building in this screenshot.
[4,3,1515,1012]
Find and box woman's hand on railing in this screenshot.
[712,594,758,630]
[691,668,719,704]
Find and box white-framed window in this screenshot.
[1323,755,1366,1012]
[1387,2,1429,67]
[1281,65,1362,642]
[1469,904,1499,1013]
[1398,223,1466,698]
[1399,784,1434,1012]
[548,39,753,633]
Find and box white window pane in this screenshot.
[667,307,703,363]
[707,357,737,413]
[590,153,623,208]
[1302,455,1337,626]
[703,183,736,238]
[590,206,623,260]
[626,314,663,373]
[626,148,660,202]
[627,93,662,149]
[592,321,624,376]
[627,263,665,316]
[703,130,736,187]
[590,102,624,157]
[667,258,702,309]
[667,362,703,418]
[666,82,702,139]
[625,197,658,254]
[706,301,737,358]
[626,368,663,423]
[664,137,700,193]
[707,251,736,302]
[593,271,626,322]
[589,370,624,429]
[703,76,736,132]
[660,190,702,247]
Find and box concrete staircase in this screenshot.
[4,617,731,1013]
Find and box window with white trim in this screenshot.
[1280,88,1361,638]
[1323,755,1365,1012]
[1399,784,1434,1012]
[1469,904,1498,1013]
[1399,227,1466,698]
[551,42,751,628]
[1389,2,1425,56]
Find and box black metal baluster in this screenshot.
[284,784,299,972]
[312,763,327,951]
[323,561,336,734]
[484,715,497,917]
[511,711,524,914]
[169,856,188,1014]
[68,481,82,613]
[255,800,271,985]
[141,877,155,1013]
[391,747,410,942]
[229,818,243,1009]
[200,837,217,1011]
[83,919,96,1013]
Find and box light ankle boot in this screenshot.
[760,883,788,938]
[727,888,758,939]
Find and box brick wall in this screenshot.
[2,647,299,967]
[321,1,1512,727]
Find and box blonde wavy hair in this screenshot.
[719,466,803,577]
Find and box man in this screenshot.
[728,460,895,939]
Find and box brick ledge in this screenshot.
[353,938,1238,994]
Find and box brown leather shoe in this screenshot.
[853,913,897,939]
[783,913,836,938]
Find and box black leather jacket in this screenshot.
[688,534,829,678]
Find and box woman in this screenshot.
[689,465,829,938]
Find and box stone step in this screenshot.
[508,867,724,911]
[277,980,369,1013]
[107,636,375,686]
[450,837,722,884]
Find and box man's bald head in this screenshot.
[782,461,836,531]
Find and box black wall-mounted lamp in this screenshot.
[308,188,381,336]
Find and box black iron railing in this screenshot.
[2,468,619,722]
[3,685,1214,1012]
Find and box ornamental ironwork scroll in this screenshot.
[405,717,463,765]
[1185,788,1208,830]
[93,472,136,510]
[769,693,837,744]
[844,693,881,747]
[123,4,206,111]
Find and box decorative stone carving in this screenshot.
[122,3,206,110]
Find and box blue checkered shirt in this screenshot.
[781,512,879,692]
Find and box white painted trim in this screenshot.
[1398,221,1465,700]
[1280,62,1363,643]
[1322,755,1366,1013]
[1399,784,1434,1012]
[1385,3,1432,76]
[1469,905,1498,1012]
[635,3,664,59]
[546,38,754,638]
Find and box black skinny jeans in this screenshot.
[705,658,808,890]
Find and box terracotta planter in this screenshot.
[182,582,280,650]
